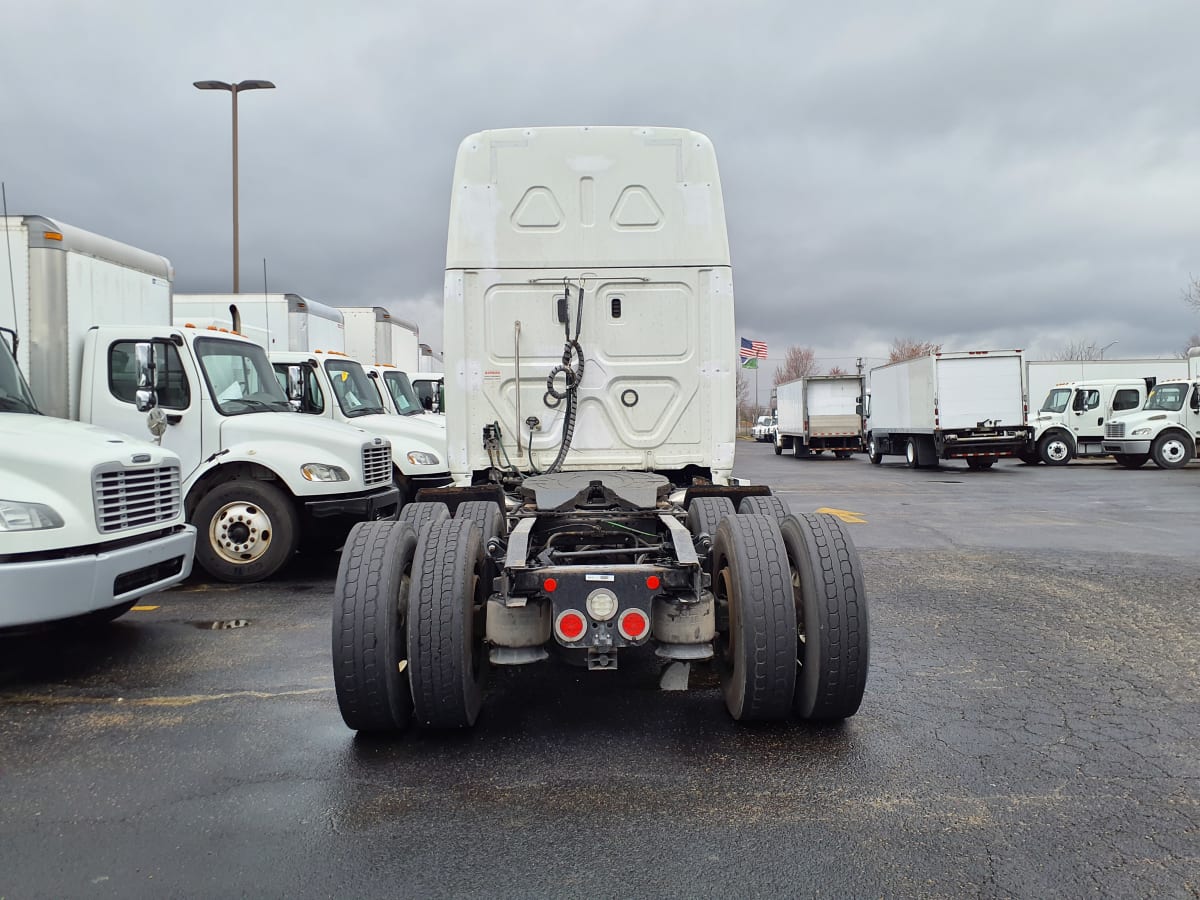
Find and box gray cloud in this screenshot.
[4,0,1199,372]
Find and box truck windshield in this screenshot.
[0,332,40,414]
[194,337,292,416]
[383,371,423,415]
[325,359,386,417]
[1144,384,1187,412]
[1040,388,1071,413]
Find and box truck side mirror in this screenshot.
[134,342,159,413]
[286,365,304,411]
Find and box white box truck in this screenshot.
[774,375,865,459]
[331,126,869,735]
[1025,377,1157,465]
[1026,358,1187,412]
[175,294,451,504]
[338,306,421,373]
[2,216,400,584]
[1102,375,1200,468]
[0,325,195,628]
[865,350,1032,469]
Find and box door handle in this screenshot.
[167,414,183,425]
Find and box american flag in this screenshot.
[739,337,768,360]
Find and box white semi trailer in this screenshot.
[774,375,865,459]
[175,294,450,504]
[331,126,870,734]
[866,350,1032,469]
[0,326,195,628]
[2,217,399,584]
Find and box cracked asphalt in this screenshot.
[1,445,1197,898]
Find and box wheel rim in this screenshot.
[906,442,916,465]
[208,501,272,565]
[1046,439,1069,462]
[1160,439,1187,464]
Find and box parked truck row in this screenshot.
[1,215,447,630]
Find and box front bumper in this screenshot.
[303,484,401,521]
[1102,440,1152,455]
[0,525,196,628]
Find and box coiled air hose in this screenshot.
[533,281,585,475]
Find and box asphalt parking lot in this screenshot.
[2,444,1197,898]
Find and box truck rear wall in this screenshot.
[936,355,1024,429]
[868,356,938,431]
[806,377,863,436]
[775,380,804,435]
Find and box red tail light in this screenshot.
[555,610,587,642]
[645,575,661,591]
[618,609,650,641]
[543,577,558,593]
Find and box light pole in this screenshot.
[194,79,275,292]
[1099,340,1119,359]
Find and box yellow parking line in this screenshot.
[130,605,160,612]
[814,507,868,524]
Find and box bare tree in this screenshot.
[828,365,848,376]
[772,346,817,386]
[1049,339,1103,361]
[1179,334,1200,358]
[888,338,942,363]
[1182,275,1200,312]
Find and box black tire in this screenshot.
[1038,433,1073,466]
[192,479,298,583]
[1017,449,1040,465]
[686,496,736,540]
[905,438,920,469]
[795,444,812,459]
[1151,432,1194,469]
[407,518,488,728]
[454,500,506,587]
[773,438,783,456]
[1113,453,1150,469]
[779,514,869,720]
[398,500,450,530]
[965,458,995,470]
[739,494,790,519]
[867,436,883,465]
[331,521,417,733]
[712,514,797,722]
[834,450,853,459]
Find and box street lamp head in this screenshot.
[194,80,234,91]
[236,80,276,91]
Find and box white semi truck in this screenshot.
[1025,377,1157,465]
[331,126,870,734]
[774,375,865,459]
[0,325,196,628]
[2,216,400,584]
[174,294,450,504]
[865,350,1032,469]
[1101,373,1200,469]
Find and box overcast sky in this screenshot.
[5,0,1200,375]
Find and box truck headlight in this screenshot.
[301,463,350,482]
[406,451,440,466]
[1131,427,1152,437]
[0,499,65,531]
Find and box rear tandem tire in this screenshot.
[712,515,798,722]
[398,501,451,530]
[739,494,790,519]
[778,514,869,721]
[1113,453,1150,469]
[965,458,995,470]
[905,438,920,469]
[407,518,488,728]
[331,521,418,734]
[454,500,506,587]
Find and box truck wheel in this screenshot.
[795,444,812,459]
[905,438,920,469]
[868,436,883,465]
[1113,453,1149,469]
[773,434,783,456]
[712,515,797,722]
[1038,433,1073,466]
[192,479,298,583]
[407,518,488,728]
[331,521,417,733]
[1151,433,1193,469]
[1017,449,1040,465]
[739,495,789,519]
[398,500,450,530]
[686,496,736,541]
[965,458,995,470]
[779,514,869,721]
[454,500,506,586]
[834,450,853,459]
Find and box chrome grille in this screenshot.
[93,464,182,533]
[1105,422,1126,439]
[362,444,392,486]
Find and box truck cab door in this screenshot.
[86,331,205,480]
[1071,388,1101,434]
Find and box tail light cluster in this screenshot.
[547,576,659,644]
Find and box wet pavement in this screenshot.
[1,445,1197,898]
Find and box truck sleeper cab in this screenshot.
[330,126,870,737]
[0,328,196,628]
